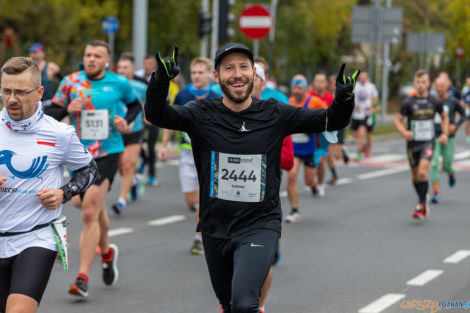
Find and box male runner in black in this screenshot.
[395,69,449,220]
[145,43,358,313]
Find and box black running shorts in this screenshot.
[407,143,435,168]
[123,130,144,147]
[350,118,367,131]
[0,247,57,311]
[294,153,315,168]
[94,153,120,187]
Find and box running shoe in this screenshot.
[148,175,159,186]
[317,184,325,197]
[431,193,440,204]
[102,244,119,286]
[311,186,318,196]
[286,211,300,224]
[191,239,204,255]
[412,205,428,220]
[365,152,371,158]
[355,152,361,162]
[130,175,139,201]
[111,201,125,215]
[449,174,456,187]
[327,175,338,185]
[69,276,89,298]
[259,308,266,313]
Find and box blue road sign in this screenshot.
[102,16,120,35]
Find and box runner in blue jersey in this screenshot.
[112,53,147,214]
[158,57,220,255]
[45,40,141,298]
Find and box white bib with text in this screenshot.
[80,110,110,140]
[412,119,434,141]
[210,152,266,202]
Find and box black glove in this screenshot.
[335,63,360,100]
[154,46,179,82]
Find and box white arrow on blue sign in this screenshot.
[102,16,120,35]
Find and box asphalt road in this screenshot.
[39,134,470,313]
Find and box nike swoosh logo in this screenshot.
[250,243,264,248]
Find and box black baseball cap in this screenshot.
[214,42,254,69]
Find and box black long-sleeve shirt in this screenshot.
[145,76,354,238]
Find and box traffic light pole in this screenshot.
[200,0,209,58]
[210,0,219,63]
[381,0,392,124]
[268,0,278,69]
[133,0,148,71]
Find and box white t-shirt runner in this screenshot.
[353,81,378,119]
[0,107,92,258]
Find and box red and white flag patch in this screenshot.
[37,133,56,146]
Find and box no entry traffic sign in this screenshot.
[239,5,272,40]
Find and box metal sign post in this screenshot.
[351,4,402,123]
[102,16,120,64]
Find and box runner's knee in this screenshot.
[81,205,100,223]
[231,297,259,313]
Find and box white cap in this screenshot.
[254,63,265,81]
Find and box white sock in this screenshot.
[194,234,202,242]
[118,197,127,206]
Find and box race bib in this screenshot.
[210,151,266,202]
[411,119,434,141]
[291,133,311,144]
[443,105,449,114]
[352,110,366,120]
[49,216,69,272]
[80,110,110,140]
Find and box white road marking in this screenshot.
[148,215,187,226]
[358,294,405,313]
[357,166,408,180]
[444,250,470,264]
[336,178,353,185]
[456,159,470,166]
[406,269,443,286]
[108,227,134,237]
[368,154,404,162]
[454,150,470,160]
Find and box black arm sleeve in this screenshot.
[281,94,353,135]
[43,103,69,121]
[145,73,192,131]
[124,98,142,125]
[455,99,466,129]
[326,95,355,131]
[55,72,64,80]
[59,159,98,203]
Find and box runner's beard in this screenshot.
[85,66,106,80]
[220,78,254,104]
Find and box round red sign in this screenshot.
[239,5,272,40]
